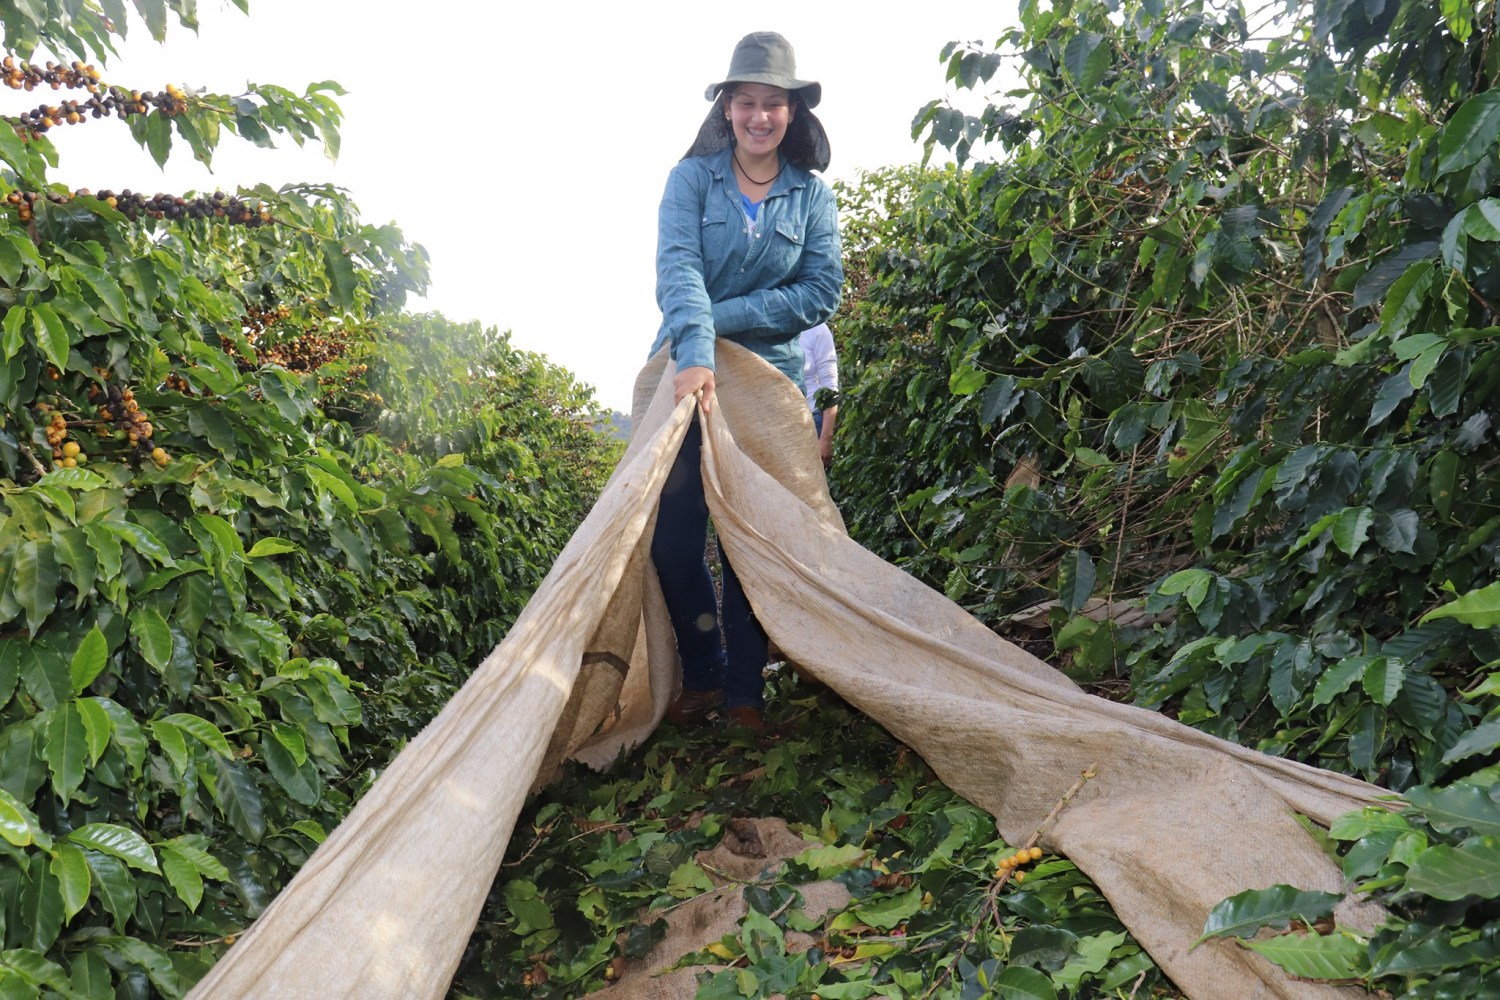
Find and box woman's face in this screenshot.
[726,83,794,158]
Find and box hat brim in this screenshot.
[705,77,821,108]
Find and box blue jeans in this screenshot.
[650,414,767,708]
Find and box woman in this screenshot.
[649,31,843,731]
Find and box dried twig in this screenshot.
[18,443,47,477]
[502,819,560,868]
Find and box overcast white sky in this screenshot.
[45,1,1021,410]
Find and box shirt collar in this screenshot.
[707,145,807,197]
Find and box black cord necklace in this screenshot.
[733,149,784,186]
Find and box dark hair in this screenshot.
[682,90,831,172]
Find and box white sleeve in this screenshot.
[801,323,839,401]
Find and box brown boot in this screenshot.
[726,705,766,733]
[666,688,724,726]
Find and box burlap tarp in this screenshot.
[187,343,1389,1000]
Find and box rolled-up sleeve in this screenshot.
[655,164,718,372]
[711,180,842,342]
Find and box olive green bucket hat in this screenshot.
[684,31,831,171]
[705,31,822,108]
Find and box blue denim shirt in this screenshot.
[651,146,843,390]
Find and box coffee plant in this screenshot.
[0,2,617,996]
[828,0,1500,993]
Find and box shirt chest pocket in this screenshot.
[699,215,729,266]
[762,219,804,273]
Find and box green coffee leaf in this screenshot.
[50,841,91,922]
[1010,925,1080,969]
[1058,548,1096,614]
[213,756,266,843]
[150,718,191,780]
[1421,580,1500,629]
[160,837,230,879]
[993,966,1058,1000]
[30,303,70,370]
[260,734,322,805]
[42,702,88,804]
[1245,929,1366,979]
[1329,807,1409,841]
[14,539,59,636]
[1437,90,1500,176]
[130,607,174,673]
[502,879,555,933]
[1313,656,1373,707]
[1405,785,1500,837]
[1054,931,1128,991]
[73,696,112,766]
[159,713,232,757]
[18,857,65,952]
[97,521,176,567]
[0,787,48,848]
[1405,839,1500,899]
[68,823,161,874]
[665,861,714,899]
[247,537,299,557]
[1159,568,1211,609]
[160,847,204,911]
[792,843,866,878]
[1361,657,1404,706]
[84,851,137,933]
[853,887,922,929]
[92,697,147,777]
[1197,884,1341,943]
[1332,507,1374,556]
[69,625,109,695]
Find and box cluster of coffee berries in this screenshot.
[95,188,272,224]
[239,329,349,373]
[995,845,1044,882]
[37,406,86,468]
[163,371,197,396]
[1,187,275,226]
[4,189,43,222]
[14,82,189,133]
[1,56,102,93]
[87,381,168,466]
[244,303,293,337]
[317,361,370,391]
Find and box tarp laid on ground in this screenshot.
[188,343,1390,1000]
